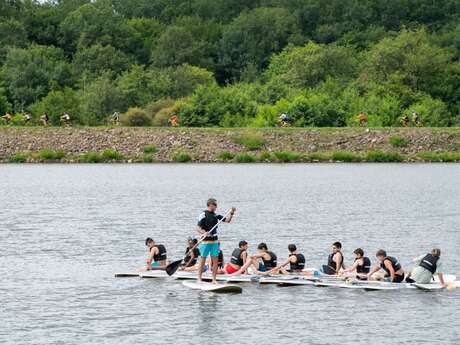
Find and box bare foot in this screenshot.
[211,280,218,285]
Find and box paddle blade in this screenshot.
[166,259,182,276]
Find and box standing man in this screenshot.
[196,198,236,284]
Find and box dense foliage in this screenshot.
[0,0,459,126]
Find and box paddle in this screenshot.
[165,209,232,276]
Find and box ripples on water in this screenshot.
[1,164,460,345]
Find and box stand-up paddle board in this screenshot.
[114,272,140,277]
[182,281,242,293]
[139,271,170,278]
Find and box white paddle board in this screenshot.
[182,281,242,293]
[114,272,140,277]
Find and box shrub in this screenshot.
[80,152,102,163]
[273,151,303,162]
[365,151,404,162]
[121,107,151,126]
[38,149,65,161]
[217,151,235,161]
[235,153,255,163]
[389,136,409,148]
[234,132,265,151]
[143,155,154,163]
[331,151,361,162]
[101,149,123,161]
[417,152,460,162]
[258,151,272,161]
[9,153,27,163]
[308,152,330,161]
[143,145,158,154]
[172,152,191,162]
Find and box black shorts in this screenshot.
[391,274,405,283]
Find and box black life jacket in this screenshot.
[419,254,439,274]
[184,246,200,266]
[230,248,245,266]
[218,250,224,268]
[153,244,167,261]
[355,257,371,274]
[327,252,343,272]
[380,256,401,274]
[289,253,306,271]
[200,210,220,241]
[262,251,277,269]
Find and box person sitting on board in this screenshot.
[196,198,236,284]
[322,241,344,275]
[40,113,49,126]
[225,240,249,274]
[144,237,168,271]
[252,242,278,273]
[217,244,225,274]
[60,112,71,126]
[367,249,405,283]
[405,248,446,287]
[181,238,201,272]
[268,244,305,274]
[340,248,371,280]
[1,112,12,124]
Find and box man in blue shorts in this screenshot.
[196,198,236,284]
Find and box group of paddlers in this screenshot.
[142,198,446,287]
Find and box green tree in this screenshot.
[29,87,80,125]
[73,44,131,78]
[1,45,73,108]
[0,19,28,63]
[79,74,124,125]
[219,7,301,81]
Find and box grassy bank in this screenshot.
[1,127,460,163]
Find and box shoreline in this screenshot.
[1,127,459,163]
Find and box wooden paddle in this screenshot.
[165,209,232,276]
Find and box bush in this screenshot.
[389,135,409,148]
[143,145,158,154]
[80,152,103,163]
[234,132,265,151]
[235,153,255,163]
[101,149,123,161]
[9,153,27,163]
[273,151,303,162]
[121,107,151,126]
[172,152,191,162]
[308,152,330,161]
[216,151,235,161]
[365,151,404,162]
[417,152,460,162]
[142,155,154,163]
[38,149,65,161]
[331,151,361,162]
[258,151,272,161]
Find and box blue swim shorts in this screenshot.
[199,242,219,257]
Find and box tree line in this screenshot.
[0,0,459,127]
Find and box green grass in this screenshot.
[235,153,255,163]
[258,151,272,161]
[216,151,235,161]
[142,155,154,163]
[273,151,304,162]
[80,152,103,163]
[417,151,460,162]
[101,149,123,161]
[9,153,27,163]
[307,152,330,161]
[365,150,404,162]
[389,135,409,148]
[331,151,362,162]
[143,145,158,154]
[172,152,191,162]
[38,149,65,161]
[233,132,265,151]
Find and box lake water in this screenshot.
[1,164,459,345]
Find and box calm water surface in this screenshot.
[1,164,460,345]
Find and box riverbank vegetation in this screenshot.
[1,127,459,163]
[1,1,460,128]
